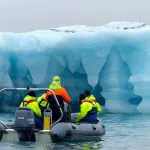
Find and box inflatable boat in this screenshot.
[0,88,105,143]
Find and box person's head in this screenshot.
[28,91,36,97]
[52,76,61,84]
[49,76,61,90]
[84,90,91,97]
[78,93,86,105]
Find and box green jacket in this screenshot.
[20,95,42,118]
[37,93,49,108]
[85,95,102,115]
[95,102,101,115]
[85,95,96,101]
[75,101,95,122]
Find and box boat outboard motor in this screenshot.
[15,107,36,142]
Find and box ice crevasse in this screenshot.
[1,21,150,113]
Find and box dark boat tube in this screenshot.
[50,122,105,142]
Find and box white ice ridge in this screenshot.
[53,21,148,32]
[104,21,147,29]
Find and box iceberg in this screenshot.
[1,21,150,113]
[99,48,142,112]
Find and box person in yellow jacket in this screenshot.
[75,93,99,123]
[37,93,49,115]
[84,90,102,115]
[19,91,43,129]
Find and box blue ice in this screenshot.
[1,21,150,113]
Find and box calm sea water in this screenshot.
[0,113,150,150]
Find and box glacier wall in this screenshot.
[1,22,150,113]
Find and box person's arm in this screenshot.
[19,102,23,107]
[95,102,102,115]
[32,103,42,118]
[19,96,27,107]
[62,88,71,104]
[75,103,92,122]
[37,97,41,104]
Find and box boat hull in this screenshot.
[0,122,105,143]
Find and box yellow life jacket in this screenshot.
[20,95,42,118]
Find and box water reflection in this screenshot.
[39,141,103,150]
[2,113,150,150]
[7,141,103,150]
[81,142,103,150]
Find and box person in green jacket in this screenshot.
[84,90,102,115]
[75,93,98,123]
[37,93,49,115]
[19,91,43,129]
